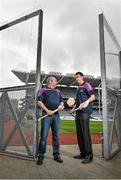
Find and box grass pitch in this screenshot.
[60,119,103,134]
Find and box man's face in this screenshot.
[49,78,57,88]
[74,74,84,85]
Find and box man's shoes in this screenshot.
[81,156,93,164]
[73,154,85,159]
[54,155,63,163]
[37,156,43,165]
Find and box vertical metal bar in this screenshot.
[99,14,109,159]
[119,51,121,89]
[35,10,43,95]
[34,10,43,157]
[118,97,121,147]
[98,87,101,117]
[118,51,121,146]
[0,92,5,149]
[98,83,101,117]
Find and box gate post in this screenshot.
[34,10,43,157]
[0,92,5,149]
[99,14,109,159]
[119,51,121,146]
[119,51,121,89]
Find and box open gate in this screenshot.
[0,10,43,158]
[99,13,121,159]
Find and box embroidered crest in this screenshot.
[79,87,83,92]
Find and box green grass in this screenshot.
[38,119,103,134]
[60,120,76,133]
[60,120,103,134]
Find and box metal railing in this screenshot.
[0,84,37,158]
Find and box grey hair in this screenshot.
[46,76,57,85]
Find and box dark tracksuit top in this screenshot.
[37,86,63,114]
[37,86,63,157]
[75,81,95,157]
[76,81,94,114]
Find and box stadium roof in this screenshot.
[12,70,101,87]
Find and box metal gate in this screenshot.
[99,13,121,159]
[0,85,36,157]
[0,9,43,158]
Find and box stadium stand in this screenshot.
[0,70,102,121]
[12,70,102,112]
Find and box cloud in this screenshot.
[0,0,120,88]
[40,0,121,76]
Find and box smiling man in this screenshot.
[36,76,64,165]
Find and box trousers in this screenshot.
[75,112,93,157]
[38,113,60,158]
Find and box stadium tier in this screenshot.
[0,70,102,122]
[11,70,102,111]
[12,70,101,87]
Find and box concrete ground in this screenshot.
[0,144,121,179]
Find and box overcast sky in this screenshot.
[0,0,121,87]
